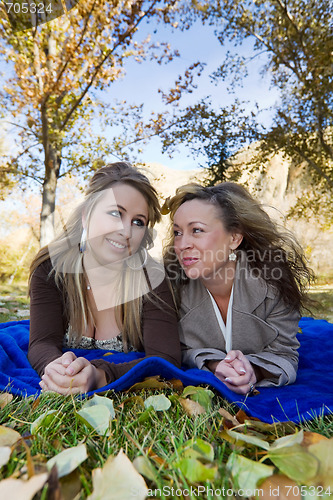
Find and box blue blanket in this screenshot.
[0,318,332,423]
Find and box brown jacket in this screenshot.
[179,252,300,387]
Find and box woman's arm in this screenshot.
[28,260,68,376]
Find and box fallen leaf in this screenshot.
[144,394,171,411]
[182,386,214,411]
[88,449,148,500]
[218,408,240,429]
[179,397,206,417]
[0,393,13,409]
[227,453,274,496]
[117,396,145,410]
[175,457,218,482]
[127,376,170,392]
[179,438,214,462]
[271,430,304,449]
[81,394,115,418]
[60,469,82,500]
[0,473,48,499]
[30,410,58,434]
[77,405,113,436]
[302,431,329,447]
[258,474,300,500]
[133,456,157,481]
[0,447,11,468]
[47,444,88,479]
[225,429,270,450]
[267,444,319,483]
[0,425,21,446]
[306,438,333,487]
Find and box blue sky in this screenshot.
[105,20,280,170]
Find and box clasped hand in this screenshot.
[39,352,105,395]
[213,350,257,395]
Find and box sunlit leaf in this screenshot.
[182,386,214,411]
[175,457,218,482]
[179,438,214,462]
[227,453,274,496]
[0,447,11,468]
[0,393,13,409]
[267,444,319,483]
[88,449,148,500]
[47,444,88,479]
[259,474,300,500]
[30,410,58,434]
[133,456,157,481]
[271,430,304,449]
[0,473,48,499]
[81,394,115,418]
[179,397,206,417]
[0,425,21,446]
[77,404,112,436]
[306,438,333,487]
[144,394,171,411]
[225,428,270,450]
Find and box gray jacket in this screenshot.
[179,252,300,387]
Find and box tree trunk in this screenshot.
[40,103,61,247]
[39,152,60,247]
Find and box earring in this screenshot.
[126,248,148,270]
[79,227,87,253]
[229,249,237,261]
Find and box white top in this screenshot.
[207,285,234,353]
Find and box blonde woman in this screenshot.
[29,162,181,394]
[164,182,313,395]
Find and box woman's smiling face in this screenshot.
[173,199,242,281]
[86,182,148,266]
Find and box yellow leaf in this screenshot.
[0,393,13,409]
[0,425,21,447]
[258,474,300,500]
[306,438,333,487]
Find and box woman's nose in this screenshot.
[178,234,193,251]
[118,221,132,239]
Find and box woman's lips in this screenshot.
[182,257,199,267]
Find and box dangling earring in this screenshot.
[126,248,148,270]
[229,249,237,261]
[79,227,87,253]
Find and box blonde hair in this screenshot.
[164,182,314,312]
[29,162,162,350]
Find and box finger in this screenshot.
[65,357,90,376]
[41,374,81,395]
[61,351,77,367]
[224,350,242,363]
[44,363,67,377]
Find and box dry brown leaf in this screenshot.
[218,408,240,429]
[179,398,206,417]
[0,393,13,409]
[147,450,167,467]
[168,378,184,392]
[126,376,171,392]
[302,431,329,447]
[257,474,300,500]
[117,396,145,410]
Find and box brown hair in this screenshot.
[164,182,314,312]
[29,162,162,349]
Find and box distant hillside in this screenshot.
[143,157,333,280]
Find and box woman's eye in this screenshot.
[173,230,181,237]
[109,210,121,218]
[133,219,145,227]
[193,227,203,234]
